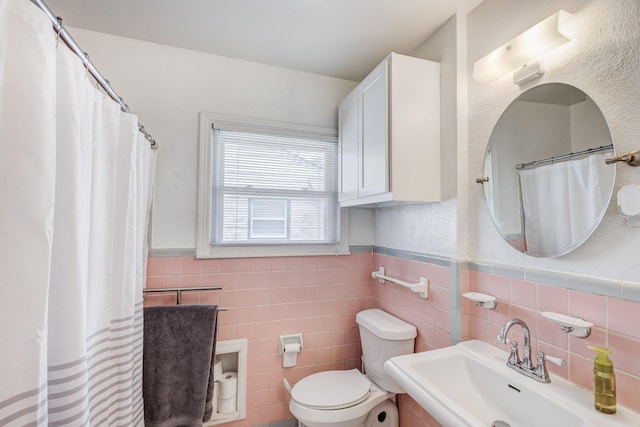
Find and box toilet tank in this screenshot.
[356,309,416,393]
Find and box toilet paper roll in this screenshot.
[210,381,219,417]
[213,360,223,379]
[283,343,301,368]
[283,351,297,368]
[217,395,236,414]
[284,343,301,353]
[218,371,238,399]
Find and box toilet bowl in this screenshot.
[289,369,393,427]
[288,309,416,427]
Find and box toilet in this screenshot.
[288,309,417,427]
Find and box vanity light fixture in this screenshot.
[473,10,573,85]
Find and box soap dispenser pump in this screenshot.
[588,346,616,414]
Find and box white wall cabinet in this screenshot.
[338,86,359,203]
[338,52,441,207]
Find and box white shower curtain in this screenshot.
[0,0,155,425]
[519,153,612,257]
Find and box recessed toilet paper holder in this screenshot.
[279,333,303,355]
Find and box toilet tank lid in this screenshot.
[356,309,416,340]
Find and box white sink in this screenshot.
[384,340,640,427]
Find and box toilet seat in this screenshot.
[291,369,371,410]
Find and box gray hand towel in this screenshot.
[143,304,218,427]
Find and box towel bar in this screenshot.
[143,286,227,309]
[371,266,429,299]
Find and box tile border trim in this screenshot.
[372,247,640,304]
[147,246,640,304]
[149,248,197,257]
[467,260,640,302]
[373,246,451,267]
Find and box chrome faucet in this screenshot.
[497,318,566,383]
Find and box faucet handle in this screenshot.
[507,340,521,366]
[541,352,566,367]
[497,335,521,366]
[535,351,567,383]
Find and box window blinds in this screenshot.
[211,128,338,245]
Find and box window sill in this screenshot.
[195,244,351,259]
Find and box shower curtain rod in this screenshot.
[515,144,614,170]
[30,0,158,150]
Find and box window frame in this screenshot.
[197,112,349,259]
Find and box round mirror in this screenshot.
[482,83,616,257]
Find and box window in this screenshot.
[197,113,348,258]
[249,198,289,240]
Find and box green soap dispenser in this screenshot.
[588,346,616,414]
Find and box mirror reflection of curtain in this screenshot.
[518,153,613,257]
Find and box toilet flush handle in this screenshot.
[283,378,292,394]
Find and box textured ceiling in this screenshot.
[47,0,483,81]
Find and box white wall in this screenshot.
[69,28,360,250]
[373,16,459,256]
[466,0,640,283]
[69,0,640,284]
[570,99,611,152]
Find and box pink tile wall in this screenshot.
[146,253,374,427]
[372,253,452,352]
[147,252,640,426]
[372,253,450,427]
[465,270,640,413]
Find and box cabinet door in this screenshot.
[359,59,388,198]
[338,88,359,202]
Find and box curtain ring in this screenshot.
[55,16,63,46]
[82,52,92,80]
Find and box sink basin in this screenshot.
[384,340,640,427]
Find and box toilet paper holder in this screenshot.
[279,333,303,355]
